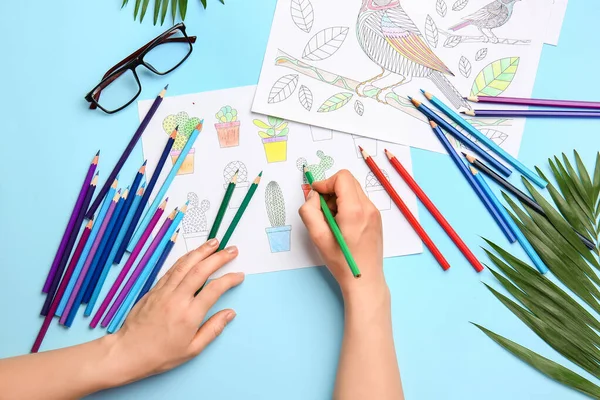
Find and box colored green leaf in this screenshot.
[140,0,151,22]
[160,0,169,24]
[253,119,270,129]
[470,57,520,97]
[179,0,187,19]
[318,92,353,113]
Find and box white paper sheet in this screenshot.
[252,0,553,157]
[139,86,423,278]
[545,0,569,46]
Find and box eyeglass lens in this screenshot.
[98,69,141,113]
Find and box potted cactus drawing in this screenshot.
[214,105,240,148]
[296,150,334,200]
[365,170,391,211]
[264,181,292,253]
[182,193,211,251]
[223,161,249,209]
[352,135,378,159]
[163,111,201,175]
[309,126,333,142]
[254,116,289,163]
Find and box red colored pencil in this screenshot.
[31,219,95,353]
[385,149,483,273]
[359,146,450,271]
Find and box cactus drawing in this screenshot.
[365,170,391,211]
[254,116,290,163]
[296,150,334,199]
[223,161,249,209]
[163,111,201,175]
[264,181,291,253]
[182,192,211,251]
[214,105,241,148]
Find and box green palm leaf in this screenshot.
[125,0,225,25]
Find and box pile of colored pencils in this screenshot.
[465,95,600,118]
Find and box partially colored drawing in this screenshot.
[352,135,378,159]
[254,116,290,163]
[223,161,249,209]
[365,170,391,211]
[215,105,240,148]
[163,111,201,175]
[265,181,291,253]
[296,150,334,199]
[182,192,210,251]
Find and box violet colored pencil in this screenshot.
[467,95,600,110]
[43,151,99,293]
[90,199,168,328]
[101,208,177,328]
[464,109,600,118]
[85,86,168,219]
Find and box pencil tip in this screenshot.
[142,160,147,166]
[358,145,364,152]
[96,150,100,156]
[164,84,169,90]
[420,89,425,94]
[95,171,100,176]
[429,120,437,128]
[407,95,412,101]
[258,171,263,177]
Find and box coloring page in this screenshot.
[138,85,424,278]
[545,0,569,45]
[252,0,555,158]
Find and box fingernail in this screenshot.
[307,190,315,199]
[226,311,236,323]
[207,239,218,247]
[225,246,238,254]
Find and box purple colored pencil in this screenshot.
[467,95,600,110]
[465,109,600,118]
[101,208,177,327]
[85,86,168,219]
[43,151,99,293]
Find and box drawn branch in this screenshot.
[439,29,531,46]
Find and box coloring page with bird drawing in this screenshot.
[253,0,556,157]
[138,85,423,279]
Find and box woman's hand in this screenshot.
[110,239,244,383]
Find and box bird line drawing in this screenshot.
[449,0,521,44]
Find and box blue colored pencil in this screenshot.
[422,90,547,188]
[109,206,187,333]
[135,230,178,304]
[474,171,548,274]
[111,182,145,265]
[112,162,146,240]
[114,130,177,263]
[410,97,512,177]
[427,120,517,243]
[127,121,203,252]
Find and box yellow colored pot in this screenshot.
[262,136,288,163]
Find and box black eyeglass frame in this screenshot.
[85,23,196,114]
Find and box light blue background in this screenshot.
[0,1,597,399]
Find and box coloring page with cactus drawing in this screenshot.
[138,85,423,278]
[252,0,557,157]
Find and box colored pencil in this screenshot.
[428,120,517,243]
[84,188,130,316]
[114,131,176,264]
[43,151,99,293]
[410,97,512,178]
[112,161,146,239]
[109,208,186,333]
[464,109,600,118]
[463,153,596,250]
[385,149,483,272]
[102,207,178,328]
[467,94,600,110]
[135,230,178,305]
[32,220,94,353]
[127,121,203,252]
[90,198,167,329]
[304,166,362,278]
[111,183,145,265]
[61,181,119,326]
[218,172,262,251]
[361,147,450,271]
[473,170,549,274]
[422,90,547,188]
[208,170,238,240]
[85,86,168,219]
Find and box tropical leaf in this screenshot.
[452,0,469,11]
[126,0,224,24]
[354,100,364,116]
[268,74,299,104]
[290,0,314,33]
[459,56,472,78]
[475,48,488,61]
[436,0,447,17]
[470,57,520,97]
[425,15,439,48]
[298,85,313,111]
[302,27,349,61]
[444,35,461,48]
[318,92,353,113]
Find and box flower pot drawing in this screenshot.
[352,135,378,159]
[365,171,391,211]
[301,183,311,200]
[310,126,333,142]
[170,148,195,175]
[265,181,291,253]
[229,181,249,209]
[214,121,241,148]
[183,231,209,252]
[182,193,210,251]
[262,136,288,163]
[223,161,249,209]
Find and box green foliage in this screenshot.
[254,116,289,139]
[265,181,286,227]
[479,151,600,398]
[163,111,201,151]
[122,0,224,25]
[216,105,238,123]
[296,150,334,182]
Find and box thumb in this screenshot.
[190,309,236,355]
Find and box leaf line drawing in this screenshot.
[268,74,299,104]
[459,56,472,78]
[424,15,439,48]
[436,0,447,17]
[452,0,469,12]
[475,48,488,61]
[354,100,364,116]
[318,92,353,113]
[290,0,314,33]
[302,26,349,61]
[470,57,520,97]
[298,85,314,111]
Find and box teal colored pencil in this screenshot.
[108,205,187,333]
[127,121,203,252]
[110,181,145,265]
[474,170,548,274]
[421,90,547,189]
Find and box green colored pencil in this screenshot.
[303,166,361,278]
[218,171,262,251]
[208,170,239,240]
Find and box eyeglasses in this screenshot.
[85,23,196,114]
